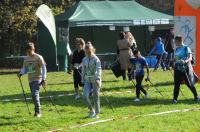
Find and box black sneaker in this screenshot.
[194,97,200,102]
[123,77,127,81]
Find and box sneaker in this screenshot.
[144,94,149,99]
[88,112,95,118]
[194,97,200,102]
[134,98,140,102]
[87,109,95,118]
[34,112,42,118]
[172,99,177,104]
[94,114,99,119]
[123,76,127,81]
[75,95,80,99]
[128,74,132,81]
[67,70,72,74]
[89,92,93,97]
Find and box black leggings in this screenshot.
[73,69,83,88]
[135,75,147,98]
[173,70,198,100]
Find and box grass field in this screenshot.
[0,69,200,132]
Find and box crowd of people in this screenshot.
[17,28,199,118]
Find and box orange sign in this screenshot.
[175,0,200,77]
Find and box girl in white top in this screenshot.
[82,42,102,118]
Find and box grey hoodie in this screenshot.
[82,54,102,83]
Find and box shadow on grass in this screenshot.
[102,85,133,92]
[149,81,174,87]
[0,90,73,101]
[0,71,18,75]
[101,80,173,92]
[0,115,30,127]
[102,80,120,83]
[0,121,27,127]
[46,79,120,86]
[0,89,199,109]
[48,82,74,86]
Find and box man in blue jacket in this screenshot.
[148,37,167,71]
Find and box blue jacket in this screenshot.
[149,38,167,55]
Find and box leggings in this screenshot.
[173,70,198,100]
[135,75,147,98]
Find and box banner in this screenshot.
[36,4,57,46]
[174,16,196,64]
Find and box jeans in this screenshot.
[29,81,41,113]
[82,82,100,114]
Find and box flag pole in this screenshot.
[55,44,59,71]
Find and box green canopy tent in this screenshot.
[38,0,174,71]
[66,0,173,27]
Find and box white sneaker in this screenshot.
[87,109,95,118]
[75,95,80,99]
[88,112,95,118]
[34,113,42,118]
[134,98,140,102]
[94,114,99,119]
[145,94,149,99]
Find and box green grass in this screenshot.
[0,69,200,132]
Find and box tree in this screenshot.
[0,0,76,57]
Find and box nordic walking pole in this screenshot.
[145,78,164,97]
[41,83,63,118]
[180,88,184,96]
[18,76,31,115]
[100,87,115,113]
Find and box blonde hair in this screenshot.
[75,37,85,48]
[85,41,96,53]
[125,32,137,46]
